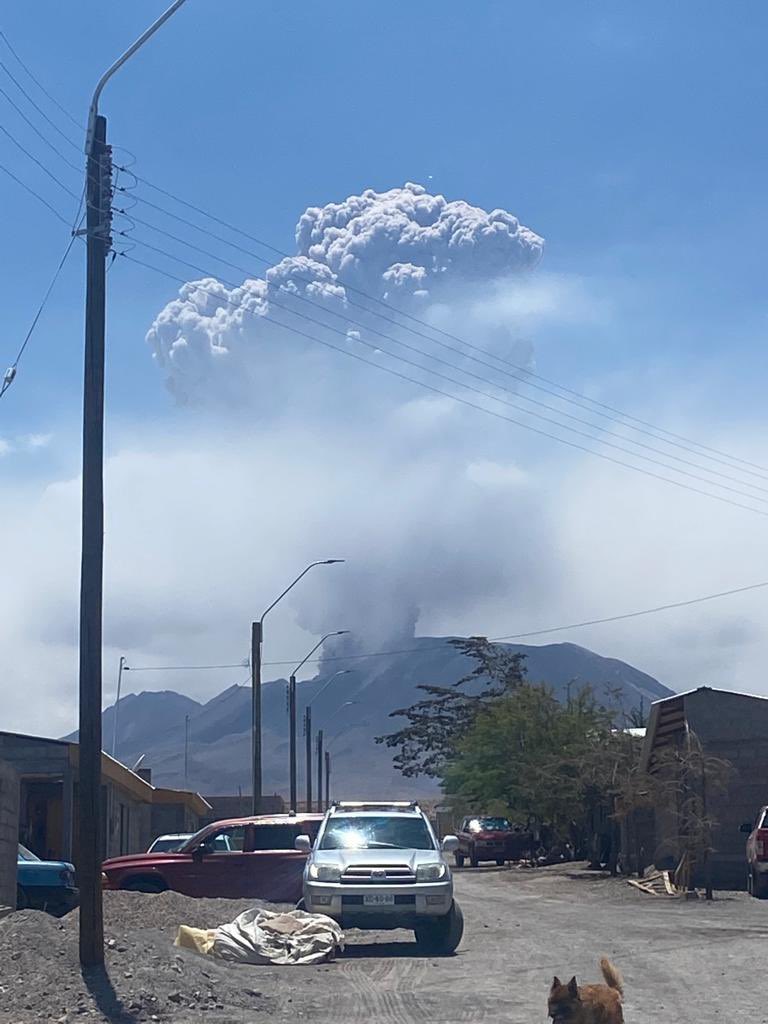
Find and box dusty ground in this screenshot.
[1,865,767,1023]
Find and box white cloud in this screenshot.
[466,460,528,488]
[146,183,543,403]
[4,181,767,746]
[25,433,53,449]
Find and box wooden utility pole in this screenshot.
[288,675,297,811]
[78,113,110,968]
[251,620,262,813]
[316,729,324,812]
[325,750,330,809]
[305,706,312,812]
[184,713,191,789]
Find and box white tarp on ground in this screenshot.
[175,908,345,966]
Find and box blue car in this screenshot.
[17,844,78,915]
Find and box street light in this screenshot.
[251,559,344,813]
[111,656,129,760]
[303,669,351,811]
[287,631,349,812]
[78,0,190,968]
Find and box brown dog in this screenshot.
[548,958,624,1023]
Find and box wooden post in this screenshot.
[305,707,312,812]
[78,113,109,967]
[251,620,262,814]
[316,730,323,813]
[289,675,297,811]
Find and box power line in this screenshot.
[265,578,768,666]
[0,161,72,226]
[0,58,82,152]
[114,204,768,498]
[122,169,768,478]
[0,81,82,173]
[0,24,761,481]
[1,231,78,400]
[118,243,768,513]
[0,121,79,199]
[125,662,249,672]
[116,579,768,673]
[0,29,84,131]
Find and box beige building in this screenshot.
[0,731,210,865]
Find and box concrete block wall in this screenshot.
[684,691,768,888]
[0,762,19,912]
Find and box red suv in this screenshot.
[102,814,323,903]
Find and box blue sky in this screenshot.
[2,1,768,733]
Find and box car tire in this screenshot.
[296,897,307,911]
[414,901,464,955]
[454,852,465,868]
[122,877,167,894]
[752,870,768,899]
[16,885,29,911]
[495,858,505,867]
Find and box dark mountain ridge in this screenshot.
[65,638,671,797]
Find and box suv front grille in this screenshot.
[341,865,416,885]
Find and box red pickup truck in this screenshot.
[742,806,768,898]
[102,814,323,903]
[455,816,515,867]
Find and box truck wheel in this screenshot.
[122,877,167,894]
[469,849,479,868]
[752,870,768,899]
[414,901,464,955]
[454,852,465,868]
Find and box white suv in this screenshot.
[295,801,463,954]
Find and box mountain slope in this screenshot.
[66,639,672,797]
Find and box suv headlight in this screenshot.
[308,863,341,882]
[416,862,447,882]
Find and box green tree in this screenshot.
[375,637,526,778]
[442,683,619,835]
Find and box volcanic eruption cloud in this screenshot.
[145,184,552,650]
[146,183,544,403]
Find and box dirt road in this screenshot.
[286,865,768,1023]
[2,865,767,1022]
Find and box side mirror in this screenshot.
[294,834,312,853]
[740,822,754,834]
[441,835,459,853]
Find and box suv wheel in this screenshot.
[414,901,464,955]
[469,848,479,868]
[454,852,465,868]
[752,870,768,899]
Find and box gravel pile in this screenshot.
[0,891,297,1024]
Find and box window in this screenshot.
[320,815,435,851]
[201,826,246,852]
[251,825,301,851]
[470,817,511,832]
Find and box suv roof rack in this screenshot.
[330,800,420,811]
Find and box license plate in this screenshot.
[363,893,395,906]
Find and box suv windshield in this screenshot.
[320,815,435,851]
